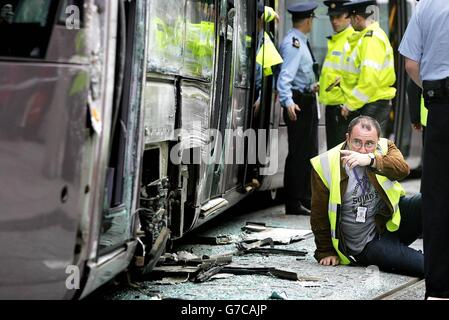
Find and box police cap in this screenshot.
[323,0,350,16]
[343,0,377,16]
[287,1,318,19]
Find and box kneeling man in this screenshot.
[310,116,423,277]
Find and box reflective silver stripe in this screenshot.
[331,229,336,238]
[329,202,338,213]
[361,59,382,70]
[382,58,394,69]
[393,203,399,213]
[341,63,360,74]
[360,59,393,71]
[323,61,343,71]
[352,88,370,103]
[382,180,395,191]
[320,153,331,187]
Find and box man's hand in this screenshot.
[411,122,423,131]
[341,104,350,119]
[319,256,340,266]
[310,82,319,94]
[287,103,301,121]
[340,150,371,169]
[253,99,261,117]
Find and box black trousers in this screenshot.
[421,98,449,298]
[325,105,350,150]
[283,92,318,208]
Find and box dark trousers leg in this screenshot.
[357,100,391,137]
[283,99,318,208]
[422,101,449,298]
[325,105,349,150]
[355,195,424,278]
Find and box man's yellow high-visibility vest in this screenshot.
[319,26,354,106]
[420,96,428,126]
[310,138,405,264]
[264,6,276,23]
[341,22,396,111]
[256,32,283,76]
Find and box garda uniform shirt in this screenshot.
[277,28,315,108]
[340,163,383,255]
[399,0,449,81]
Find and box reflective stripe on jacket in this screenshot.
[319,26,354,106]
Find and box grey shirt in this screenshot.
[340,164,383,255]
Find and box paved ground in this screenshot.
[91,179,424,300]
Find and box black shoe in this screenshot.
[285,204,311,215]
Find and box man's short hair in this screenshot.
[347,115,381,137]
[292,16,309,25]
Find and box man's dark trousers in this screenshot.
[283,91,318,210]
[422,93,449,298]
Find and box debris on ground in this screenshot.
[219,266,320,282]
[269,291,288,300]
[241,222,312,244]
[241,247,308,257]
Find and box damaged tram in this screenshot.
[0,0,416,299]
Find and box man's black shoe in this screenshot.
[285,204,311,215]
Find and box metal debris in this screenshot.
[219,266,318,282]
[187,234,238,245]
[241,222,312,244]
[269,291,288,300]
[242,247,308,257]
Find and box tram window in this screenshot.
[0,0,57,58]
[147,0,184,75]
[182,0,216,80]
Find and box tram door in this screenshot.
[208,0,256,199]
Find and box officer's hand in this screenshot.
[412,123,423,132]
[341,105,350,119]
[340,150,371,169]
[319,256,340,266]
[253,99,261,117]
[310,82,319,94]
[287,104,301,121]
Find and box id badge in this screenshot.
[356,206,367,223]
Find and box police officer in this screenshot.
[399,0,449,300]
[340,0,396,136]
[277,2,319,215]
[319,0,354,149]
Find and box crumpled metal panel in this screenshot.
[179,83,211,150]
[143,82,176,143]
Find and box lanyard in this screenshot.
[353,168,368,196]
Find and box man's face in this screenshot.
[350,14,363,31]
[329,13,350,33]
[346,123,379,154]
[306,16,314,33]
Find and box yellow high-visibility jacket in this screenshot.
[319,26,355,106]
[420,96,428,126]
[341,22,396,111]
